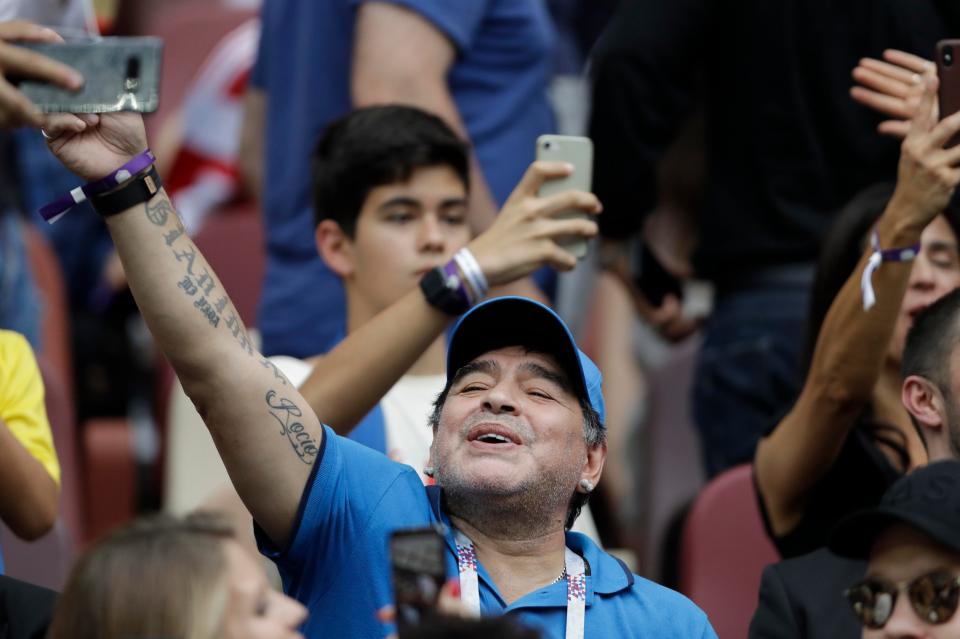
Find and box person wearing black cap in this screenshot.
[37,109,716,638]
[830,460,960,637]
[750,287,960,639]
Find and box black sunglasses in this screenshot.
[844,570,960,629]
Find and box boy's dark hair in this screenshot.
[311,105,470,236]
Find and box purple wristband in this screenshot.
[871,230,919,262]
[39,149,156,223]
[444,260,474,306]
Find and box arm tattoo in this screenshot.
[266,390,319,464]
[146,197,173,226]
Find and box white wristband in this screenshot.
[454,248,489,300]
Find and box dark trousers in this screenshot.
[692,277,811,477]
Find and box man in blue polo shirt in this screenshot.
[257,297,716,638]
[42,109,715,637]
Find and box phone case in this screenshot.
[536,135,594,258]
[937,40,960,147]
[390,526,446,637]
[18,37,162,113]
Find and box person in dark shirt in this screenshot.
[589,0,958,477]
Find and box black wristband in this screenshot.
[419,267,471,315]
[90,164,163,217]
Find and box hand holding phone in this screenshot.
[390,526,447,637]
[0,20,82,128]
[16,37,162,113]
[535,135,594,258]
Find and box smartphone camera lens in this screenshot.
[124,56,141,91]
[945,46,954,67]
[543,140,554,151]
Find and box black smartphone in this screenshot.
[15,37,162,113]
[633,241,683,306]
[937,39,960,147]
[390,525,447,637]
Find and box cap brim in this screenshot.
[447,297,589,403]
[829,508,960,559]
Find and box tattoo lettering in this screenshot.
[146,198,172,226]
[214,296,229,314]
[164,217,186,246]
[164,227,184,246]
[174,245,197,275]
[266,390,318,464]
[259,357,289,385]
[193,297,221,327]
[178,276,198,296]
[194,267,216,297]
[225,312,254,355]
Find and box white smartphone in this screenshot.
[535,134,594,259]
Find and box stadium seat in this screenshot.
[679,464,779,639]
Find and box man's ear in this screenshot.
[578,440,606,494]
[902,375,946,433]
[315,219,354,278]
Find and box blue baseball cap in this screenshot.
[446,296,605,425]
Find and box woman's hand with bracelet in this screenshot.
[466,160,601,286]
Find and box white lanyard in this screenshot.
[454,530,586,639]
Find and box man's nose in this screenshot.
[482,383,519,414]
[877,595,927,638]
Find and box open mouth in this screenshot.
[466,424,522,446]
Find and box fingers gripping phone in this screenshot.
[390,526,447,637]
[536,135,593,258]
[16,37,162,113]
[937,40,960,147]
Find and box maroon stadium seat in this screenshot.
[679,464,779,638]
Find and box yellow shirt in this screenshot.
[0,331,60,485]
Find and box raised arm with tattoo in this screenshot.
[42,112,318,547]
[41,110,600,547]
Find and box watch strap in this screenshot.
[420,266,471,315]
[90,164,163,217]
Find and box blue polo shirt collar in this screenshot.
[425,486,634,610]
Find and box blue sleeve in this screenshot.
[249,2,271,88]
[349,0,489,51]
[255,426,428,601]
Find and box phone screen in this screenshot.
[390,526,447,636]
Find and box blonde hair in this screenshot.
[48,512,236,639]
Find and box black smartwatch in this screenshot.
[419,267,470,315]
[91,164,163,217]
